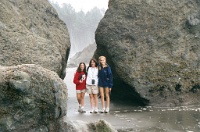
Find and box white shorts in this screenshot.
[76,89,86,94]
[86,84,98,94]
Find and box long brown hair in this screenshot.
[77,62,86,74]
[89,58,98,67]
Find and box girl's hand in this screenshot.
[109,88,112,92]
[79,80,83,83]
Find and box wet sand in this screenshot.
[64,68,200,131]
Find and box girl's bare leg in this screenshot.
[105,88,110,109]
[80,92,85,107]
[89,94,94,109]
[93,94,98,108]
[99,87,105,109]
[76,93,81,105]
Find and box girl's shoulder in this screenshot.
[75,71,83,74]
[105,65,112,73]
[74,71,79,76]
[104,64,110,69]
[95,67,98,72]
[106,64,110,67]
[88,67,98,70]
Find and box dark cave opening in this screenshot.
[95,45,149,106]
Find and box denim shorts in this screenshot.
[99,86,109,89]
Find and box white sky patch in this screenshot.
[51,0,109,12]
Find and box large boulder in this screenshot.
[0,64,67,131]
[95,0,200,106]
[0,0,70,79]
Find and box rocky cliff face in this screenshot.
[68,43,96,67]
[0,64,67,131]
[0,0,70,79]
[95,0,200,106]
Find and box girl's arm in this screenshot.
[108,67,113,88]
[73,72,80,84]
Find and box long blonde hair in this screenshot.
[99,56,107,70]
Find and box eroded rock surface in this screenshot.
[0,0,70,79]
[68,43,96,67]
[0,64,67,131]
[62,119,117,132]
[95,0,200,106]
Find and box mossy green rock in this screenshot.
[95,0,200,106]
[0,64,67,131]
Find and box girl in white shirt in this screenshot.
[86,58,99,113]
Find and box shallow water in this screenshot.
[64,68,200,131]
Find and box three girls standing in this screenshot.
[73,56,113,113]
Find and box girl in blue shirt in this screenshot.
[98,56,113,113]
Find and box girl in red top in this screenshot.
[73,62,87,113]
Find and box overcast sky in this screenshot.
[51,0,109,12]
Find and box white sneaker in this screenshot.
[94,108,98,113]
[100,108,105,113]
[90,108,94,113]
[80,106,86,113]
[105,108,109,113]
[78,105,81,112]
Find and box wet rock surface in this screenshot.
[0,0,70,79]
[0,64,67,131]
[63,119,117,132]
[95,0,200,106]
